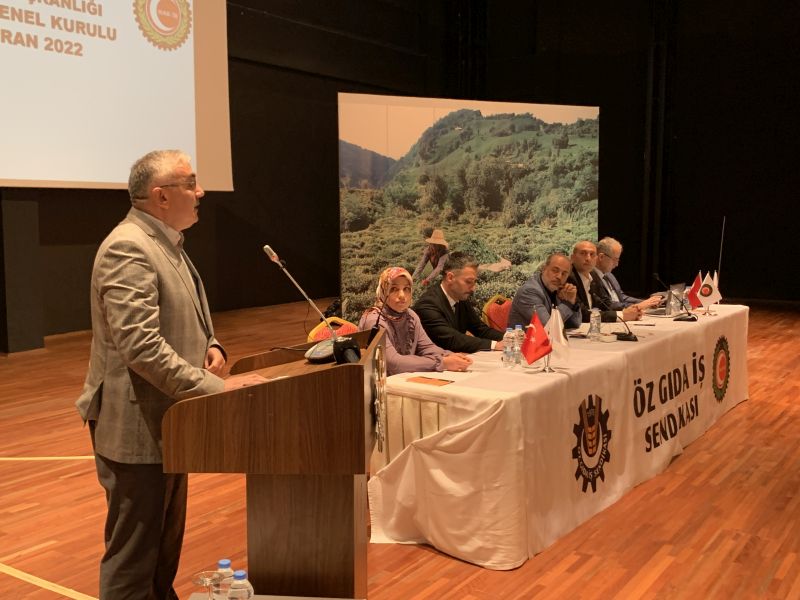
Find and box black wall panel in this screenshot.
[659,1,799,301]
[1,0,797,350]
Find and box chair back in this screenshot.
[307,316,360,342]
[482,294,512,331]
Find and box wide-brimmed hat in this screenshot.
[425,229,449,248]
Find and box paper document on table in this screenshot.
[406,376,454,386]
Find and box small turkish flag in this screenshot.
[521,313,552,364]
[687,271,703,309]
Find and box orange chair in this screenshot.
[482,294,512,331]
[307,316,360,342]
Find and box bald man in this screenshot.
[508,253,582,329]
[567,240,642,323]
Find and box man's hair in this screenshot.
[128,149,189,203]
[541,252,570,271]
[572,240,597,255]
[596,236,621,256]
[443,251,478,276]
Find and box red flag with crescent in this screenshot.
[687,271,703,309]
[521,313,552,364]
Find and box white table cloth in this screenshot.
[369,304,749,569]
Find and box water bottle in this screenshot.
[501,327,515,368]
[513,324,525,365]
[588,307,602,340]
[212,558,235,600]
[226,569,255,599]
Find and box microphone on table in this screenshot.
[262,245,360,364]
[590,280,638,341]
[653,272,697,322]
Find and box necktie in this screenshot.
[604,275,620,303]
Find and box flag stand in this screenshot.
[541,353,556,373]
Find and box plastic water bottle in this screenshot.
[588,307,602,340]
[502,327,515,368]
[212,558,235,600]
[513,324,525,365]
[226,570,254,599]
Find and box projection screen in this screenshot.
[0,0,232,190]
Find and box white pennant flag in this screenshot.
[698,272,722,307]
[546,308,570,365]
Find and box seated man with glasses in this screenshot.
[595,237,662,311]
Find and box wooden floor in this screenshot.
[1,301,799,599]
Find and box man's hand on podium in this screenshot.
[204,346,226,376]
[223,373,269,390]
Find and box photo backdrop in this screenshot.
[338,93,599,324]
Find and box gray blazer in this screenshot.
[508,272,582,330]
[76,208,225,464]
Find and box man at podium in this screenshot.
[75,149,264,600]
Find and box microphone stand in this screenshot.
[653,272,697,322]
[614,321,638,341]
[591,280,637,341]
[263,245,361,363]
[366,301,385,346]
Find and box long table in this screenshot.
[368,304,749,569]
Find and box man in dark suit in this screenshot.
[413,252,505,353]
[595,236,661,311]
[567,240,642,323]
[76,150,265,599]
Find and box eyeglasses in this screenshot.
[601,253,621,264]
[130,177,199,201]
[158,178,197,192]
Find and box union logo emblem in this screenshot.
[571,394,612,493]
[134,0,192,51]
[711,336,730,402]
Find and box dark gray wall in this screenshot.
[657,1,799,302]
[0,1,451,351]
[1,0,797,351]
[483,1,656,295]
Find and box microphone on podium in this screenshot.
[590,279,638,341]
[262,245,360,364]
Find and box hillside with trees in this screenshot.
[339,110,599,320]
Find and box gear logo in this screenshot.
[712,336,730,402]
[572,394,612,493]
[134,0,192,51]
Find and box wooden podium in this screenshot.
[162,330,384,599]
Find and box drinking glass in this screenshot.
[192,570,223,599]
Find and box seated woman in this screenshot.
[359,266,472,376]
